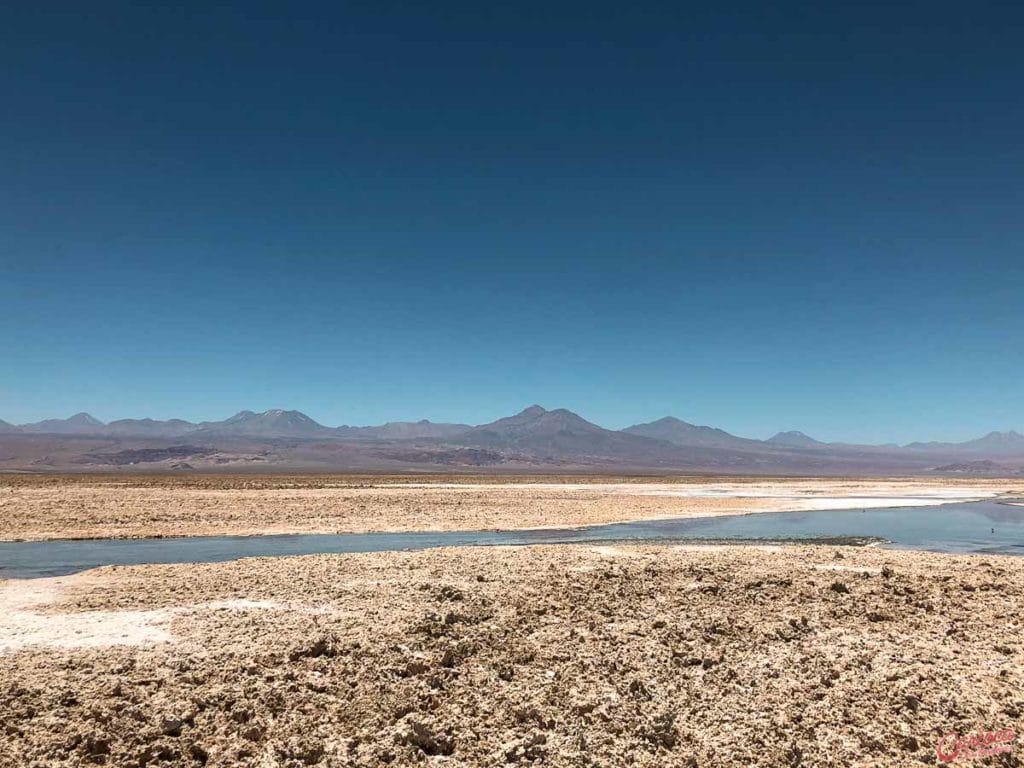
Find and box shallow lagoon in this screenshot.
[1,500,1021,579]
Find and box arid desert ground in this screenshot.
[1,473,1017,541]
[1,475,1022,767]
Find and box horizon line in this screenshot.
[4,405,1021,448]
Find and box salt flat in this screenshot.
[1,475,1017,541]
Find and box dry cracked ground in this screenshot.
[1,544,1022,767]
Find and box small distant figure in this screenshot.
[991,527,995,534]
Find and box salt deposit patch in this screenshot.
[203,599,281,611]
[0,577,284,653]
[673,544,784,553]
[786,496,991,510]
[0,607,175,653]
[394,482,997,509]
[589,545,643,558]
[813,564,883,574]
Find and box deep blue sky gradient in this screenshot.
[2,2,1022,442]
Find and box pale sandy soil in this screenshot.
[0,475,1017,541]
[0,577,175,653]
[0,577,284,653]
[1,544,1022,766]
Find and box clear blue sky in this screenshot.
[2,2,1021,443]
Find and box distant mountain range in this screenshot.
[1,405,1022,474]
[6,409,470,441]
[623,416,764,450]
[18,412,105,435]
[766,431,825,448]
[905,431,1024,453]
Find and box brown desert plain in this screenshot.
[1,474,1022,767]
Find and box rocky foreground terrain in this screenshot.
[1,544,1022,767]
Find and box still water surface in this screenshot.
[1,500,1021,579]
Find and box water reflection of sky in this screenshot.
[594,502,1024,553]
[1,501,1022,579]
